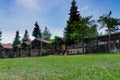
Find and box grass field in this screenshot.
[0,53,120,80]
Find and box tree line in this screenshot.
[0,0,120,53]
[13,22,52,46]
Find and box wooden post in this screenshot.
[108,32,111,52]
[27,45,28,56]
[40,42,42,56]
[4,49,5,58]
[18,47,20,57]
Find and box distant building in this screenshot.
[54,37,66,55]
[85,32,120,53]
[66,32,120,54]
[0,43,13,58]
[31,38,51,56]
[13,44,21,57]
[21,42,31,57]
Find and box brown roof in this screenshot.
[35,38,50,44]
[15,44,21,48]
[0,43,13,49]
[85,32,120,42]
[23,42,30,45]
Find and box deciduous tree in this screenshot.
[71,16,98,53]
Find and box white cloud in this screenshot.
[81,5,89,10]
[16,0,40,10]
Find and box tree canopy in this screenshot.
[42,26,52,40]
[64,0,98,47]
[64,0,80,45]
[32,22,42,39]
[70,16,98,44]
[51,36,64,48]
[22,30,31,42]
[98,11,120,33]
[13,31,21,46]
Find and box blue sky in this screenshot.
[0,0,120,43]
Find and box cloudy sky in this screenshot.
[0,0,120,43]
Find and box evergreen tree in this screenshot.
[64,0,80,45]
[22,30,31,42]
[13,31,21,46]
[42,26,52,40]
[32,22,42,39]
[69,0,80,22]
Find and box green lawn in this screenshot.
[0,53,120,80]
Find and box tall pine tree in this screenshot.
[13,31,21,46]
[42,26,52,40]
[64,0,80,45]
[22,30,31,42]
[32,22,42,39]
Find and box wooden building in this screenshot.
[0,43,13,58]
[55,37,66,51]
[66,32,120,54]
[52,37,66,55]
[85,32,120,53]
[66,44,85,54]
[21,42,31,57]
[13,44,21,57]
[31,38,51,56]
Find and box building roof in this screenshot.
[34,38,51,44]
[15,44,21,48]
[23,41,30,45]
[85,32,120,42]
[0,43,13,49]
[98,32,120,38]
[57,37,65,41]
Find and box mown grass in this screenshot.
[0,53,120,80]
